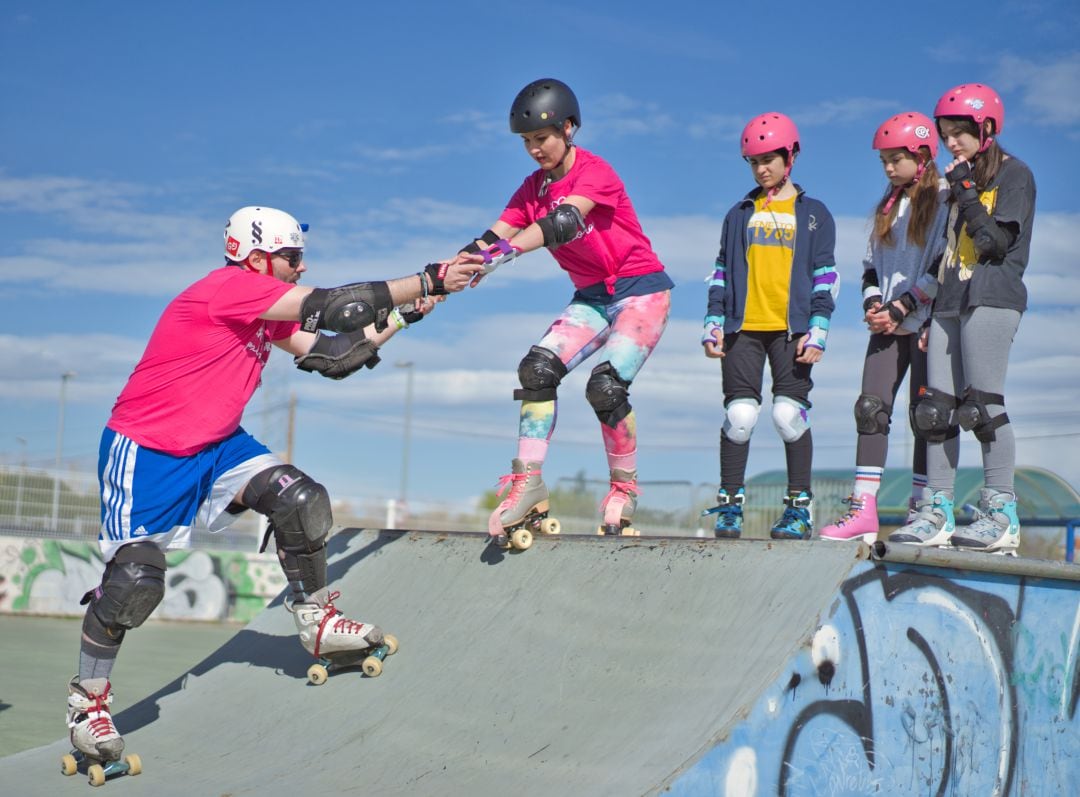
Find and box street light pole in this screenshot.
[15,436,27,524]
[395,361,415,516]
[50,371,76,530]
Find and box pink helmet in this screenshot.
[934,83,1004,135]
[740,112,800,158]
[872,112,938,158]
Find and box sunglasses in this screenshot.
[273,249,304,268]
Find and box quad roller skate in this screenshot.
[488,459,561,551]
[62,676,142,787]
[597,469,640,536]
[289,588,398,684]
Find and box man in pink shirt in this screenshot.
[446,78,673,547]
[66,206,480,771]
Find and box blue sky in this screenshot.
[2,2,1079,515]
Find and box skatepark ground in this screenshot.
[0,615,240,757]
[1,527,1077,796]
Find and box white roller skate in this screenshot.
[487,459,560,550]
[598,469,640,536]
[63,677,142,786]
[888,489,955,548]
[289,588,397,683]
[951,489,1021,556]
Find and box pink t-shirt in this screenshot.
[108,267,300,455]
[498,148,665,293]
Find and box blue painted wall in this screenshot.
[668,561,1080,796]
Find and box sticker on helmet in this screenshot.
[226,237,240,256]
[969,98,985,110]
[914,126,931,140]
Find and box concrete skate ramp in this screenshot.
[0,530,870,796]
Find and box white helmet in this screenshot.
[224,206,306,262]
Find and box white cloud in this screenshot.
[996,53,1080,125]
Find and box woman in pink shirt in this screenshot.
[451,78,673,547]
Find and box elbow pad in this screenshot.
[300,281,393,333]
[961,205,1014,260]
[295,331,380,379]
[536,204,586,248]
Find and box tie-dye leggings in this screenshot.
[518,290,670,463]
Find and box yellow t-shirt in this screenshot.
[944,186,999,283]
[743,193,796,331]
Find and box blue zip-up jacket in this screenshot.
[705,185,838,341]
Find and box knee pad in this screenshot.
[911,388,959,442]
[585,362,632,428]
[514,346,567,401]
[81,542,166,633]
[772,397,810,443]
[722,398,761,444]
[243,464,332,553]
[956,386,1009,442]
[854,393,891,436]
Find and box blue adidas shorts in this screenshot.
[97,426,282,561]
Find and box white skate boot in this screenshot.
[289,588,384,659]
[289,588,397,683]
[66,676,124,762]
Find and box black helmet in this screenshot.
[509,78,581,134]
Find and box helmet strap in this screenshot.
[881,157,927,216]
[539,133,576,198]
[763,147,794,209]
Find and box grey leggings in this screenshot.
[926,306,1021,495]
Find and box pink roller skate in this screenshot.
[597,468,640,536]
[819,493,879,544]
[487,459,561,551]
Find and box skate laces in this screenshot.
[834,494,865,526]
[494,471,530,509]
[313,590,364,657]
[74,685,117,738]
[603,480,639,507]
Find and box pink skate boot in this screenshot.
[487,459,560,550]
[598,469,640,536]
[819,493,879,544]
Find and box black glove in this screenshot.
[946,160,980,205]
[399,306,425,325]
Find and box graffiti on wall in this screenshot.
[669,562,1080,796]
[0,536,285,624]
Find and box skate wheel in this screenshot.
[383,634,399,656]
[362,656,383,677]
[125,753,142,776]
[623,525,640,537]
[61,753,78,776]
[540,517,561,535]
[88,763,106,787]
[307,663,329,685]
[510,529,533,550]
